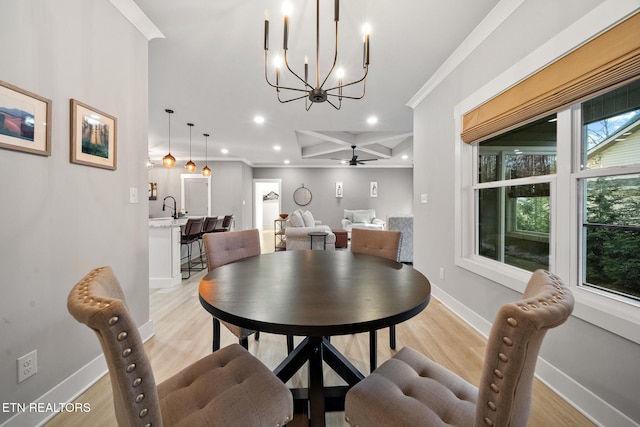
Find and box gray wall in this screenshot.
[0,0,150,424]
[148,160,253,229]
[412,0,639,423]
[253,167,413,229]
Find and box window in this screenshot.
[578,80,640,301]
[476,115,557,272]
[456,11,640,344]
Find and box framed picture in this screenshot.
[370,181,378,197]
[70,99,117,170]
[336,181,343,198]
[0,80,52,156]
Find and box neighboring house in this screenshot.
[587,115,640,169]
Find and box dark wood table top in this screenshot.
[199,250,431,337]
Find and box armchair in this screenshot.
[341,209,385,237]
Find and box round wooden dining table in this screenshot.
[199,249,431,427]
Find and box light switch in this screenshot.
[129,187,138,204]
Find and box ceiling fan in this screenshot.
[334,145,378,166]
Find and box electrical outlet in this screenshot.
[17,350,37,383]
[439,267,445,280]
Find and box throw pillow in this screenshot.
[302,210,315,227]
[289,210,305,227]
[353,212,370,223]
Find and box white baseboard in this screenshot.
[0,320,155,427]
[430,284,638,427]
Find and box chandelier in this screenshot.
[263,0,370,110]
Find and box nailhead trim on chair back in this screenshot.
[67,267,162,427]
[475,269,574,427]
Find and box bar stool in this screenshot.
[180,217,204,279]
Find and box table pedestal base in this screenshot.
[274,336,365,427]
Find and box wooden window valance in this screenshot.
[461,12,640,144]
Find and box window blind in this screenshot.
[461,12,640,144]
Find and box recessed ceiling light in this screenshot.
[254,115,265,124]
[402,154,408,160]
[367,116,378,125]
[284,159,290,164]
[274,145,281,151]
[221,148,229,154]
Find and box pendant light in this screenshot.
[202,133,211,176]
[162,109,176,168]
[185,122,196,172]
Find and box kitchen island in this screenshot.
[149,218,186,288]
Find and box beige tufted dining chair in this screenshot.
[203,229,261,352]
[345,269,574,427]
[67,266,293,427]
[350,228,402,371]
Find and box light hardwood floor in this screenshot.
[47,232,593,426]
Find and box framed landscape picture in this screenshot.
[0,80,52,156]
[70,99,117,170]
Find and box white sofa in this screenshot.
[341,209,385,237]
[285,209,336,250]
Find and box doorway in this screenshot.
[181,174,211,217]
[253,179,281,231]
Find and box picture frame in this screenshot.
[370,181,378,197]
[0,80,52,156]
[70,99,117,170]
[336,181,343,198]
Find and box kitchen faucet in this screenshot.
[162,196,177,219]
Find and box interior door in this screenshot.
[185,179,208,216]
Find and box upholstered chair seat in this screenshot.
[67,266,293,427]
[344,269,574,427]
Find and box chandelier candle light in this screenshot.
[185,122,196,172]
[162,109,176,168]
[264,0,370,110]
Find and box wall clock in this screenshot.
[293,185,312,206]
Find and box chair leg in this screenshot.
[390,324,396,349]
[240,337,249,349]
[212,317,221,352]
[369,330,377,372]
[254,331,260,341]
[287,335,294,354]
[182,241,193,279]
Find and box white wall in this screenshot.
[0,1,150,424]
[412,0,640,424]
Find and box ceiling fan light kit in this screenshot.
[263,0,370,110]
[334,145,377,166]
